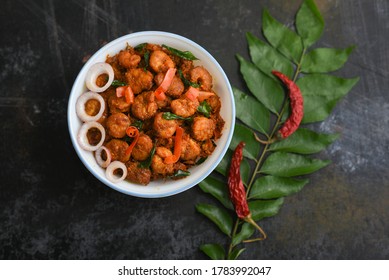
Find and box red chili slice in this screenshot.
[154,68,177,101]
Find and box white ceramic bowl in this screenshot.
[67,31,235,198]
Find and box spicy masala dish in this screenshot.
[76,43,225,185]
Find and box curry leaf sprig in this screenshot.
[195,0,359,260]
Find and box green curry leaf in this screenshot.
[246,32,294,79]
[197,101,212,118]
[249,176,309,199]
[296,0,324,47]
[178,69,200,88]
[297,74,360,123]
[268,128,340,154]
[198,176,233,210]
[233,87,270,135]
[232,223,255,246]
[301,46,355,73]
[229,124,261,161]
[261,152,331,177]
[196,203,233,237]
[200,244,225,260]
[111,80,127,87]
[134,43,147,52]
[249,198,285,221]
[228,247,247,260]
[237,54,284,114]
[162,44,198,60]
[170,170,190,178]
[162,112,192,121]
[262,9,303,63]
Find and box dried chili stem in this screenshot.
[254,132,276,145]
[243,215,267,242]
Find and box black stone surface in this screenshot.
[0,0,388,259]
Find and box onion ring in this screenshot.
[105,161,127,183]
[76,91,105,122]
[85,62,114,92]
[95,146,112,168]
[77,121,106,151]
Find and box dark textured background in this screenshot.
[0,0,388,259]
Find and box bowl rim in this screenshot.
[67,31,235,198]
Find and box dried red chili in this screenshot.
[228,141,267,241]
[272,70,304,139]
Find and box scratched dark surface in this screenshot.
[0,0,388,260]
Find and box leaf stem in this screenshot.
[227,220,241,257]
[293,47,306,82]
[227,47,307,259]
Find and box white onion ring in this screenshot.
[77,121,106,151]
[76,91,105,122]
[95,146,112,168]
[106,161,127,183]
[85,62,114,92]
